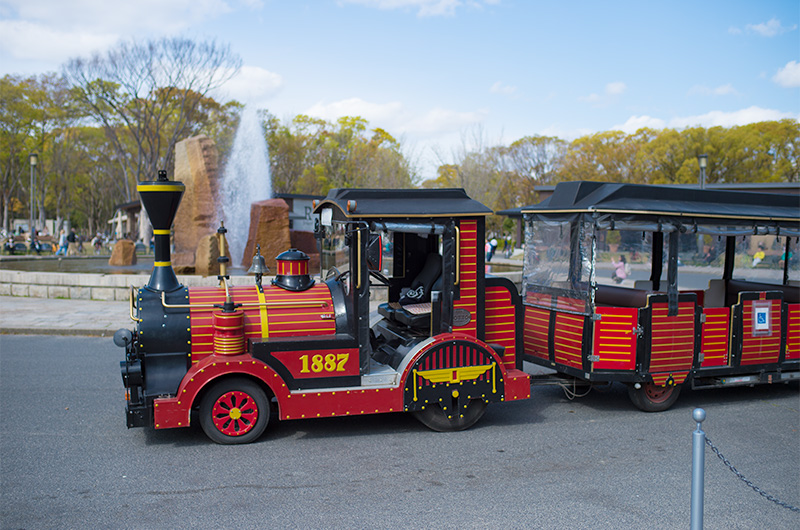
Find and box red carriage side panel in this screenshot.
[739,296,782,366]
[453,219,478,337]
[523,306,550,361]
[648,300,695,385]
[787,303,800,362]
[592,307,638,371]
[485,284,517,371]
[553,312,584,370]
[700,307,730,367]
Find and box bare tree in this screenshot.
[64,37,242,200]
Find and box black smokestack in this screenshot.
[138,170,185,292]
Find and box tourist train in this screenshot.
[114,174,799,443]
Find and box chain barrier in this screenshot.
[704,435,800,513]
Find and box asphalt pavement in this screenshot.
[1,335,798,529]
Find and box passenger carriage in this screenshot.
[507,181,800,411]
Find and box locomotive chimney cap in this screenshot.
[275,248,308,261]
[272,248,315,291]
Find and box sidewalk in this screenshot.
[0,296,383,338]
[0,296,131,336]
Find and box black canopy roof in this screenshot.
[313,188,492,220]
[499,181,799,222]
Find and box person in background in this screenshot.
[29,231,40,255]
[92,233,103,254]
[56,229,68,256]
[611,254,628,284]
[752,244,765,267]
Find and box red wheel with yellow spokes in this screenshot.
[199,378,269,444]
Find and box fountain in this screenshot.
[1,106,280,301]
[219,105,272,267]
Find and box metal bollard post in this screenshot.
[691,408,706,530]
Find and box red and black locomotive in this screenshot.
[115,172,530,443]
[115,175,799,444]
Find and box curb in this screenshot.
[0,327,121,337]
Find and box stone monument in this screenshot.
[172,135,221,272]
[194,233,230,277]
[242,199,292,272]
[109,239,136,266]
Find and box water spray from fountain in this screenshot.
[219,105,272,267]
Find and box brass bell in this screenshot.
[248,244,269,287]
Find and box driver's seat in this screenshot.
[378,252,442,329]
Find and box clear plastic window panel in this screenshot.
[523,219,593,314]
[320,223,351,279]
[671,232,727,290]
[731,234,798,285]
[595,230,657,289]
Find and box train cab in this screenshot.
[308,188,530,431]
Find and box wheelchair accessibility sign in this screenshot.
[752,300,772,337]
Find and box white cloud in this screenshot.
[305,97,407,125]
[669,106,799,129]
[217,65,284,105]
[688,84,739,96]
[745,18,797,37]
[338,0,498,17]
[406,106,488,135]
[612,115,666,133]
[612,107,799,134]
[605,81,626,95]
[0,19,118,62]
[539,124,593,140]
[490,81,517,95]
[0,0,239,65]
[579,93,602,104]
[304,97,486,137]
[2,0,231,34]
[579,81,626,106]
[773,60,800,88]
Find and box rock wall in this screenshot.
[109,240,136,266]
[242,199,291,272]
[172,135,220,269]
[195,233,232,277]
[290,230,320,272]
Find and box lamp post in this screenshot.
[29,153,38,237]
[697,154,708,189]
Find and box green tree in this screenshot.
[264,113,416,195]
[505,135,566,205]
[0,75,36,234]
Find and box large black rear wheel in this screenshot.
[199,378,270,444]
[412,399,487,432]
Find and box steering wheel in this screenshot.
[326,266,350,283]
[369,269,391,286]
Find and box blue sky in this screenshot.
[1,0,798,178]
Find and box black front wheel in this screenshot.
[412,399,487,432]
[627,382,681,412]
[199,378,270,444]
